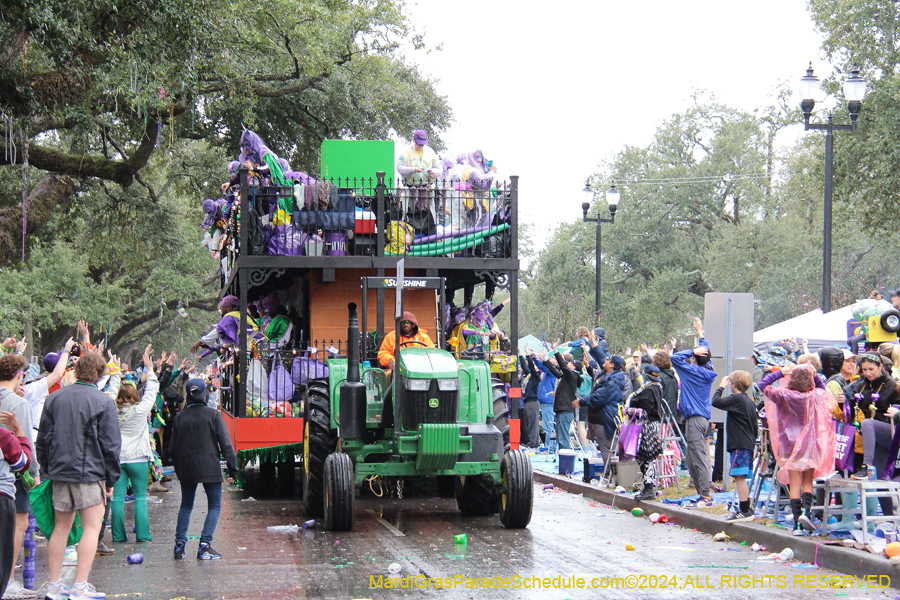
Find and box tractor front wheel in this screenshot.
[455,474,500,516]
[499,450,533,528]
[324,453,355,531]
[303,380,337,517]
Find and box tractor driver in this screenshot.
[377,311,435,371]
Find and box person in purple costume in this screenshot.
[190,296,262,356]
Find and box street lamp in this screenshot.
[582,181,620,323]
[800,62,867,313]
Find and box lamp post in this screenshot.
[582,181,620,324]
[799,62,867,313]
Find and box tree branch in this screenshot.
[0,118,159,186]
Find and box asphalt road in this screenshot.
[26,478,879,600]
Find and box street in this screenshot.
[22,476,877,600]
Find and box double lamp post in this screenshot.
[799,63,867,314]
[582,182,620,323]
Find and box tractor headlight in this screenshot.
[405,379,430,391]
[437,379,459,391]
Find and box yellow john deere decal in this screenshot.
[428,398,439,408]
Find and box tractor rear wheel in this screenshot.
[499,450,533,528]
[455,474,500,516]
[303,379,337,517]
[492,379,510,452]
[324,453,355,531]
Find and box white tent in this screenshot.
[753,305,856,351]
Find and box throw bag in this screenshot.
[618,410,643,460]
[268,353,294,403]
[30,481,82,545]
[246,358,268,401]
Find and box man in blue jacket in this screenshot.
[580,354,626,465]
[533,351,558,454]
[670,318,718,508]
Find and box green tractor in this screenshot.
[302,277,532,531]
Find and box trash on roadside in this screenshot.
[241,497,257,502]
[885,542,900,558]
[595,513,605,517]
[388,563,401,574]
[542,484,554,491]
[750,543,765,552]
[625,544,635,551]
[303,520,317,529]
[267,524,300,533]
[713,532,730,542]
[454,534,467,544]
[614,486,626,494]
[632,508,644,517]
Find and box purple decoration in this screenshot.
[412,224,492,245]
[872,393,881,401]
[854,393,864,401]
[277,157,291,172]
[21,190,26,262]
[228,160,240,175]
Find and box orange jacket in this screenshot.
[377,329,435,368]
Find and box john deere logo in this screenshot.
[428,398,439,408]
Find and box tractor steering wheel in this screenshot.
[400,340,428,347]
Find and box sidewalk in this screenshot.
[532,470,900,588]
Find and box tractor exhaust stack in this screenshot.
[340,302,366,440]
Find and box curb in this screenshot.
[533,470,900,589]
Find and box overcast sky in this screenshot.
[402,0,829,249]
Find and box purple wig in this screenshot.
[227,160,240,175]
[237,129,273,165]
[201,198,226,229]
[457,149,487,172]
[220,295,240,311]
[257,294,281,313]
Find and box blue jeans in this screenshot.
[176,482,222,545]
[556,411,574,451]
[539,403,556,453]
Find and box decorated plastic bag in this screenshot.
[268,353,294,403]
[246,358,268,403]
[291,354,329,385]
[834,401,856,472]
[618,410,643,460]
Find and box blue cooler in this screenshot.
[583,457,604,482]
[558,449,576,475]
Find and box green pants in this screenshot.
[111,461,151,542]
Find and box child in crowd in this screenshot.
[712,370,759,522]
[761,363,836,536]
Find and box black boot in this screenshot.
[798,492,816,532]
[790,498,804,535]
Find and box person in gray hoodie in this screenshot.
[0,354,39,599]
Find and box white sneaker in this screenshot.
[44,581,70,600]
[69,583,105,600]
[2,580,39,599]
